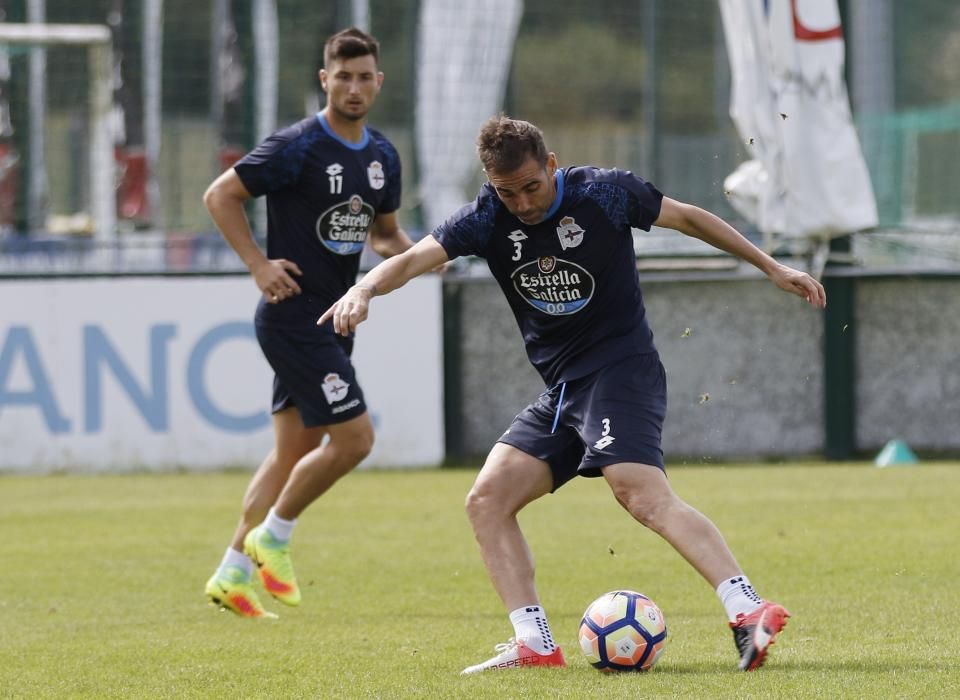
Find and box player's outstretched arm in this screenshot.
[655,197,826,308]
[318,235,450,336]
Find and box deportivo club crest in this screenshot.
[556,216,585,250]
[321,372,350,404]
[367,160,385,190]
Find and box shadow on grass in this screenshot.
[656,659,948,675]
[765,659,949,673]
[647,661,733,675]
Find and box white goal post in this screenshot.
[0,23,115,241]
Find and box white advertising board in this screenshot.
[0,275,444,472]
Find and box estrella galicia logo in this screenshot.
[511,256,595,315]
[317,194,374,255]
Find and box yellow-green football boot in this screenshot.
[243,525,301,606]
[205,565,277,619]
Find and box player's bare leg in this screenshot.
[460,443,566,674]
[603,462,741,585]
[466,443,553,608]
[230,407,327,551]
[206,408,326,617]
[271,411,374,519]
[602,462,789,670]
[244,411,374,605]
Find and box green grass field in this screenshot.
[2,463,959,698]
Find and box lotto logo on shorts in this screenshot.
[321,373,350,404]
[594,435,616,450]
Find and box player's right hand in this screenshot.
[317,285,373,336]
[253,259,302,304]
[768,262,827,309]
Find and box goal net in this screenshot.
[0,23,114,241]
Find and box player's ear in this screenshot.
[318,69,328,93]
[546,152,558,176]
[376,71,384,90]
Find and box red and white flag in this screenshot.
[719,0,878,240]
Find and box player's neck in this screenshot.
[321,109,367,144]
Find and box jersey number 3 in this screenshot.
[508,230,528,261]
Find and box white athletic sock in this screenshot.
[509,605,557,654]
[716,575,764,622]
[263,507,296,542]
[218,546,253,577]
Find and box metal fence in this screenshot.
[0,0,958,272]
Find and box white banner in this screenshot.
[719,0,878,239]
[0,275,443,472]
[415,0,523,231]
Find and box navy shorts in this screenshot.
[255,322,367,428]
[498,352,667,491]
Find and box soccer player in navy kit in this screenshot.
[320,116,826,670]
[202,28,413,618]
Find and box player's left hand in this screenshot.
[768,263,827,308]
[317,284,373,336]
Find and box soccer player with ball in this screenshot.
[320,116,826,672]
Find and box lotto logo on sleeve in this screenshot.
[511,256,595,316]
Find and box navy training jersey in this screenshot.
[433,166,663,387]
[234,112,401,327]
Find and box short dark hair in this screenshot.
[324,27,380,67]
[476,115,548,174]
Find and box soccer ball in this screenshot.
[578,590,667,672]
